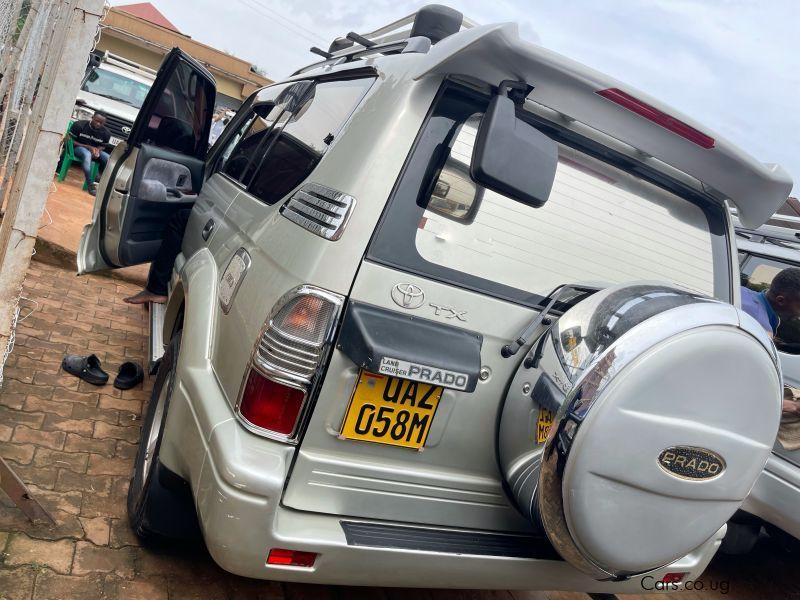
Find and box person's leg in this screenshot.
[124,209,192,304]
[98,151,109,172]
[73,146,93,187]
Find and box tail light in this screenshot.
[267,548,317,567]
[596,88,715,149]
[236,286,344,441]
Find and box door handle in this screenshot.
[201,219,215,241]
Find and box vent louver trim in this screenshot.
[280,182,356,241]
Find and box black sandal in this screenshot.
[62,354,109,386]
[114,361,144,390]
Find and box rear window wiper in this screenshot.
[501,284,602,359]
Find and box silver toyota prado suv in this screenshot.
[77,5,793,593]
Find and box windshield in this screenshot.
[81,67,151,108]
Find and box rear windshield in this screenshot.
[368,87,729,308]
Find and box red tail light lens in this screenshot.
[661,572,688,584]
[267,548,317,567]
[239,369,305,435]
[596,88,715,149]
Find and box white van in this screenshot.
[72,51,155,146]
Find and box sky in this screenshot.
[113,0,799,195]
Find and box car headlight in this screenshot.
[71,106,94,121]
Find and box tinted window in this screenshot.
[246,78,373,205]
[220,107,280,181]
[741,254,800,352]
[142,61,213,157]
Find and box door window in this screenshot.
[142,61,213,157]
[741,254,800,352]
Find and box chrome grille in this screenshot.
[280,182,356,241]
[103,113,134,140]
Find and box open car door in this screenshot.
[77,48,215,274]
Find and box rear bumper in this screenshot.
[191,416,725,590]
[162,337,725,590]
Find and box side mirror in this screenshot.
[425,115,484,223]
[471,91,558,208]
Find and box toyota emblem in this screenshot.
[391,283,425,309]
[121,126,131,134]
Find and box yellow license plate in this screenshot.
[340,371,443,449]
[536,407,554,444]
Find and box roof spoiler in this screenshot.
[413,23,793,228]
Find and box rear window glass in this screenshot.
[417,120,715,297]
[368,87,727,308]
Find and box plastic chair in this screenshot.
[57,123,100,190]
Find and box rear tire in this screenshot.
[127,331,199,543]
[720,521,762,555]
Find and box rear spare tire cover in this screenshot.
[498,283,781,580]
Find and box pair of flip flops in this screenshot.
[61,354,144,390]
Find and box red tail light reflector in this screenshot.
[239,369,305,435]
[267,548,317,567]
[596,88,715,149]
[661,572,688,584]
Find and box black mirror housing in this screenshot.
[471,93,558,208]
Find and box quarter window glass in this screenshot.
[247,77,374,205]
[216,113,256,174]
[415,117,716,298]
[220,106,281,181]
[741,255,800,352]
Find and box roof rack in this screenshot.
[305,5,477,65]
[731,207,800,248]
[96,50,158,77]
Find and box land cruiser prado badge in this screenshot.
[658,446,726,480]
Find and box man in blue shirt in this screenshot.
[741,268,800,337]
[741,267,800,416]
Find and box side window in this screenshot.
[741,255,800,352]
[246,78,374,205]
[143,61,212,157]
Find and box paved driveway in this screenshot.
[0,259,798,599]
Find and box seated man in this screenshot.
[741,267,800,417]
[70,112,111,194]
